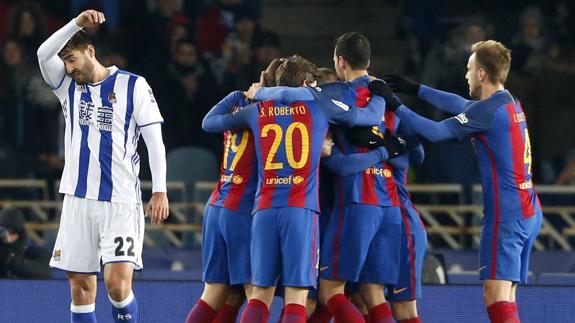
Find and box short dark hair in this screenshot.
[59,30,92,56]
[276,55,318,87]
[262,57,286,87]
[334,32,370,70]
[471,40,511,85]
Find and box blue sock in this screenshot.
[70,303,97,323]
[109,290,138,322]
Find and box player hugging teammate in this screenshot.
[197,30,541,323]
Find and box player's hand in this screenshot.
[382,72,420,96]
[344,126,386,148]
[368,80,402,111]
[75,10,106,29]
[145,192,169,225]
[244,82,261,100]
[382,130,407,158]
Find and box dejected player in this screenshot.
[384,40,542,323]
[37,10,169,323]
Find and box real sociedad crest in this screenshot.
[108,92,117,104]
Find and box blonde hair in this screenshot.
[471,40,511,85]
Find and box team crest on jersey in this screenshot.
[108,92,117,104]
[53,249,61,261]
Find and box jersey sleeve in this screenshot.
[395,104,457,142]
[255,86,315,102]
[202,98,256,133]
[320,95,385,127]
[132,77,164,127]
[418,85,474,115]
[443,100,496,140]
[36,19,83,91]
[322,146,389,176]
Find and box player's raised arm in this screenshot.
[323,80,394,126]
[384,72,472,115]
[202,91,253,132]
[392,99,495,142]
[37,10,105,89]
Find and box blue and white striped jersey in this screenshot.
[52,66,163,203]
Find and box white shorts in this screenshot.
[50,195,145,273]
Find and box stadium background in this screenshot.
[0,0,575,322]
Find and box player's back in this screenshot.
[318,76,401,207]
[471,91,541,223]
[209,97,258,213]
[250,99,330,213]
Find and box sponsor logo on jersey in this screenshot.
[97,106,114,131]
[76,85,87,93]
[232,175,244,184]
[331,99,350,111]
[365,166,392,178]
[53,249,61,261]
[265,175,305,185]
[455,113,468,124]
[79,100,94,126]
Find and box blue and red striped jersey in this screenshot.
[202,90,385,213]
[208,94,257,214]
[315,76,401,208]
[390,151,426,232]
[444,90,542,223]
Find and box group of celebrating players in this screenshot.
[38,8,541,323]
[187,19,542,323]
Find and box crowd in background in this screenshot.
[0,0,574,189]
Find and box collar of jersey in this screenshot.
[84,66,118,87]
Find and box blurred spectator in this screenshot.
[223,30,280,92]
[5,1,46,64]
[211,12,259,85]
[422,18,490,100]
[509,6,553,74]
[0,207,51,279]
[555,150,575,185]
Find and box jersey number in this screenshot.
[114,237,135,257]
[261,122,310,170]
[222,130,250,171]
[523,128,532,175]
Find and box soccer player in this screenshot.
[249,33,403,323]
[37,10,169,323]
[203,55,388,323]
[185,58,285,323]
[383,40,542,323]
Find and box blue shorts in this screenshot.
[479,211,542,284]
[251,207,319,288]
[202,204,252,285]
[320,204,402,284]
[387,206,428,302]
